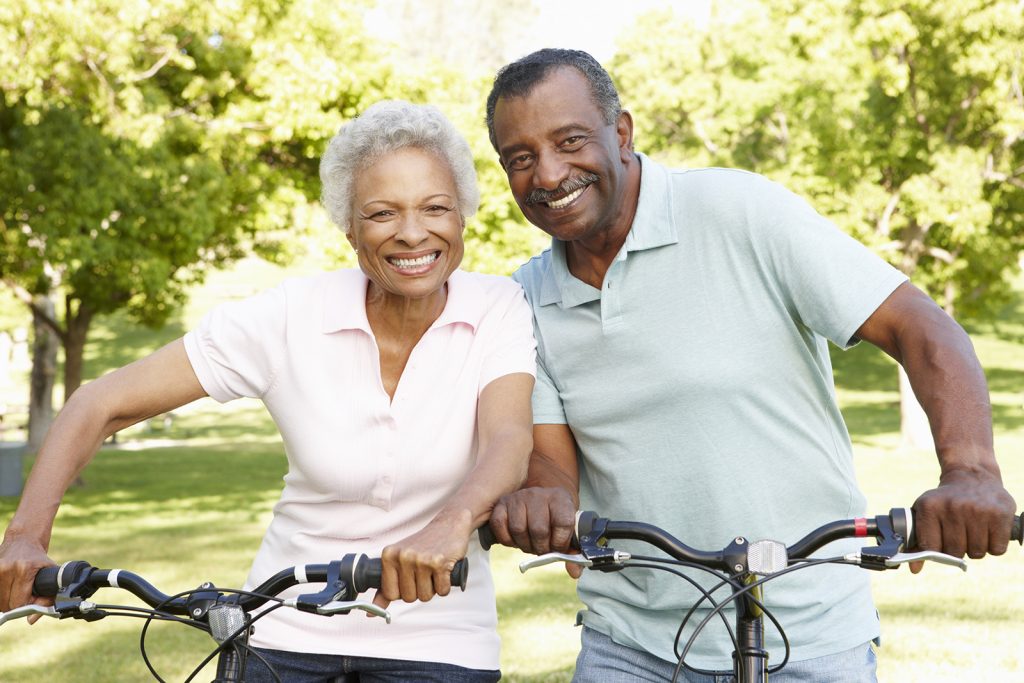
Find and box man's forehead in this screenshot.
[494,73,601,135]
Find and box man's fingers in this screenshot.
[988,519,1010,557]
[550,523,575,553]
[489,503,515,548]
[508,498,549,554]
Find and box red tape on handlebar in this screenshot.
[854,517,868,537]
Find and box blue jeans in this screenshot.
[239,646,501,682]
[573,627,877,683]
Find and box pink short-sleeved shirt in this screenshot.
[183,268,536,669]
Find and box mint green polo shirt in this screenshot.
[512,154,908,669]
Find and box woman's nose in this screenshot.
[395,214,429,245]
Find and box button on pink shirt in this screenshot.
[183,268,536,669]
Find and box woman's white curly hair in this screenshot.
[319,100,480,234]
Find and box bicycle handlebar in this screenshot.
[32,555,469,615]
[478,509,1024,560]
[570,507,1023,572]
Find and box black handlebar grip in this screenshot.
[477,525,498,551]
[32,566,61,597]
[354,557,469,594]
[32,560,93,597]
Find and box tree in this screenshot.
[612,0,1024,448]
[0,0,393,414]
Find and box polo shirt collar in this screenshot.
[538,153,678,307]
[321,268,484,334]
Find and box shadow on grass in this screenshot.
[839,400,901,439]
[0,444,287,517]
[964,280,1024,346]
[0,613,223,683]
[830,343,898,393]
[986,366,1024,396]
[56,444,287,511]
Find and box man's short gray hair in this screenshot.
[320,100,479,234]
[486,49,622,152]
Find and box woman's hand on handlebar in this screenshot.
[489,486,582,578]
[375,509,473,611]
[0,534,55,623]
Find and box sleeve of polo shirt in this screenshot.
[753,177,908,349]
[530,354,567,425]
[183,284,287,402]
[478,280,537,394]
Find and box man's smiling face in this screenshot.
[492,66,635,245]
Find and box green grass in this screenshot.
[1,267,1023,681]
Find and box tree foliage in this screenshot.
[613,0,1024,317]
[0,0,396,398]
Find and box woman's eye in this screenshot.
[365,210,394,220]
[425,205,454,215]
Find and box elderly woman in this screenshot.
[0,101,536,681]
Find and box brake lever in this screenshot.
[0,604,59,626]
[316,600,392,623]
[845,550,967,572]
[283,598,392,623]
[885,551,967,572]
[518,551,632,574]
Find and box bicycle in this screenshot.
[493,508,1024,683]
[0,553,469,682]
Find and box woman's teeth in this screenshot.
[389,252,439,268]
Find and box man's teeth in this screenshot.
[390,252,439,268]
[547,186,585,209]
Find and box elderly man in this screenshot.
[485,48,1015,682]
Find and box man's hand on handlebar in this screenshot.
[0,534,55,623]
[910,467,1017,574]
[489,486,582,578]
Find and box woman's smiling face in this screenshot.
[348,146,465,303]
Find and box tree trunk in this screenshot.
[62,301,93,489]
[27,295,59,452]
[898,365,934,452]
[63,300,93,403]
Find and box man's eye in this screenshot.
[562,135,586,148]
[507,154,533,170]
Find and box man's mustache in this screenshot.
[526,173,599,204]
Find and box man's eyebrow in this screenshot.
[498,123,592,159]
[550,123,591,138]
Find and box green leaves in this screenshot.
[613,0,1024,318]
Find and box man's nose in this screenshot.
[532,149,568,192]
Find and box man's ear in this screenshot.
[616,110,635,159]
